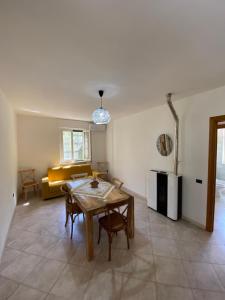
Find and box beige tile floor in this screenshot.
[1,193,225,300]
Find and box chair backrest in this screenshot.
[106,199,129,229]
[96,162,108,172]
[60,184,78,205]
[19,169,36,185]
[60,185,71,203]
[112,178,124,190]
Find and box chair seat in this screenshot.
[23,181,38,187]
[66,202,82,214]
[99,213,126,232]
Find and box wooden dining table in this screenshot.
[67,178,134,261]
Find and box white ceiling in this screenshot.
[1,0,225,121]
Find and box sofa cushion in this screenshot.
[48,164,92,181]
[71,172,88,179]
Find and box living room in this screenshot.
[1,1,225,299]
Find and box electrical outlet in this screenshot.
[196,179,202,184]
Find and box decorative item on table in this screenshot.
[90,176,99,188]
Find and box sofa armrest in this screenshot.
[92,170,101,178]
[41,177,50,200]
[92,170,109,181]
[42,176,49,183]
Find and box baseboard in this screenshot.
[122,186,206,230]
[122,187,146,202]
[182,216,205,230]
[0,202,16,262]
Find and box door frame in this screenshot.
[206,115,225,232]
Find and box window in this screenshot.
[61,129,91,163]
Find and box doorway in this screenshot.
[206,115,225,232]
[215,128,225,230]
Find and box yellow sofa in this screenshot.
[41,164,98,200]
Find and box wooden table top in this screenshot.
[67,179,130,213]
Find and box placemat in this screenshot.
[71,178,114,199]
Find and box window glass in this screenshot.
[61,129,90,162]
[62,130,72,161]
[73,131,84,161]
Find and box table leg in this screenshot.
[128,196,134,238]
[85,212,94,261]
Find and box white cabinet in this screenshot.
[147,171,157,210]
[147,170,182,221]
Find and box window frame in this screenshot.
[60,127,91,164]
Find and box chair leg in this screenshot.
[125,228,130,250]
[65,211,69,227]
[37,184,40,196]
[70,214,74,239]
[98,225,102,244]
[24,189,27,201]
[108,233,112,261]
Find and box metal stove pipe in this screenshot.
[166,93,179,175]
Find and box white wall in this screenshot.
[91,131,106,163]
[0,93,17,259]
[17,114,106,185]
[107,85,225,227]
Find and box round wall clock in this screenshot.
[156,134,173,156]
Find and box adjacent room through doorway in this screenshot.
[215,128,225,230]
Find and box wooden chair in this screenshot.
[92,161,109,181]
[60,185,83,239]
[98,199,130,261]
[112,177,124,190]
[111,178,124,213]
[18,169,39,201]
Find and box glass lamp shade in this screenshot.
[92,107,111,124]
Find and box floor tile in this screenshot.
[0,276,19,300]
[152,237,180,259]
[149,210,172,225]
[0,252,42,282]
[192,289,225,300]
[24,234,59,256]
[183,261,224,291]
[206,245,225,264]
[3,194,225,300]
[0,248,21,273]
[94,248,128,274]
[120,275,156,300]
[156,283,194,300]
[7,284,47,300]
[172,224,200,242]
[150,223,175,239]
[84,270,123,300]
[6,230,38,250]
[23,258,65,292]
[46,239,77,262]
[69,242,97,271]
[50,264,93,299]
[213,264,225,289]
[45,294,68,300]
[177,240,211,263]
[115,249,156,282]
[154,256,189,287]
